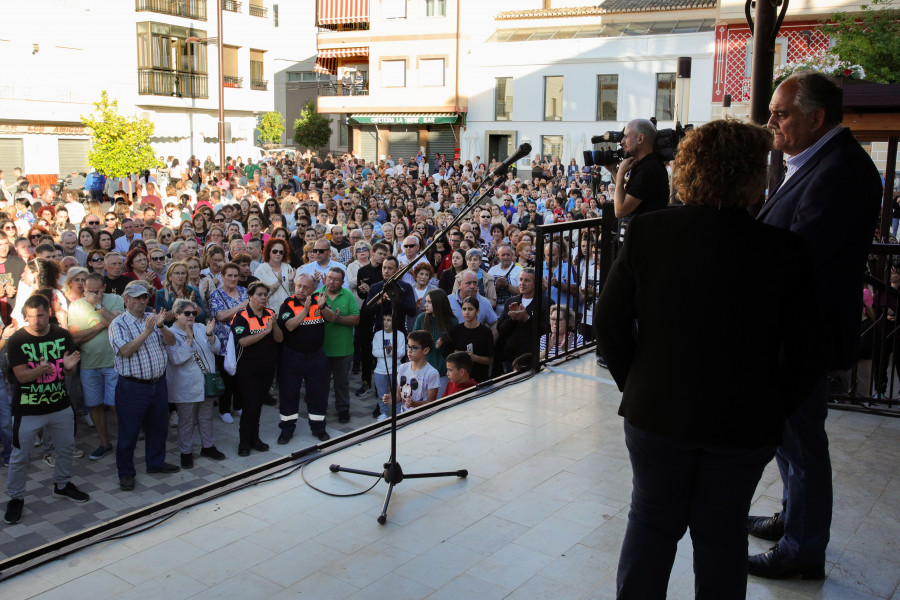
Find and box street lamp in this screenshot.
[187,0,225,175]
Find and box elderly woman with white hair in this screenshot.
[539,304,583,360]
[165,298,226,468]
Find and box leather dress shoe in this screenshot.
[277,433,292,445]
[238,443,251,457]
[250,438,269,452]
[747,512,784,541]
[147,463,181,474]
[748,543,825,580]
[315,431,330,442]
[119,476,136,491]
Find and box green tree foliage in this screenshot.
[822,0,900,84]
[293,101,332,149]
[256,111,286,146]
[80,91,159,187]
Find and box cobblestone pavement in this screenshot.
[0,368,378,560]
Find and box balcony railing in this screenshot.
[251,79,268,91]
[135,0,207,20]
[317,81,369,96]
[223,75,243,88]
[222,0,241,12]
[138,69,209,98]
[248,4,267,17]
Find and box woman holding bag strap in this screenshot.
[165,298,226,468]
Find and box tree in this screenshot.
[822,0,900,84]
[293,101,333,150]
[256,111,285,147]
[81,91,159,196]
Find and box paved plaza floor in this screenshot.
[3,353,900,599]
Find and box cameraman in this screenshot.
[604,119,669,218]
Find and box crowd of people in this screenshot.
[0,146,605,524]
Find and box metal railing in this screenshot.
[248,3,267,17]
[251,79,268,91]
[317,81,369,96]
[137,69,209,98]
[223,75,242,88]
[135,0,207,20]
[222,0,241,11]
[317,22,370,33]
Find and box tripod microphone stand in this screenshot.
[329,143,532,523]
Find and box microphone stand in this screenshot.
[328,168,511,524]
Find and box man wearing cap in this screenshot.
[108,281,179,491]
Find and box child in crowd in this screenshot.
[372,313,406,421]
[443,351,477,398]
[382,330,439,416]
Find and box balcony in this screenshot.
[318,81,368,97]
[223,75,243,88]
[222,0,241,12]
[248,4,267,17]
[138,68,209,98]
[135,0,207,20]
[251,79,268,91]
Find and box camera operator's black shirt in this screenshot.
[625,153,669,216]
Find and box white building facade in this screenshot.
[0,0,281,184]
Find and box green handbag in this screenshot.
[193,351,225,397]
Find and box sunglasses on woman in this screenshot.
[181,310,198,317]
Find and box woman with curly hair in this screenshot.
[12,258,68,327]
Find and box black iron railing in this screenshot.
[317,81,369,96]
[223,75,243,88]
[248,3,267,17]
[138,69,209,98]
[135,0,207,20]
[223,0,241,11]
[251,79,268,90]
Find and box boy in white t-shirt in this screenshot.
[372,314,406,420]
[381,330,439,418]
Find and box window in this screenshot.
[419,58,445,87]
[596,75,618,121]
[543,76,563,121]
[287,71,320,82]
[542,135,564,162]
[384,0,407,19]
[222,45,240,87]
[495,77,512,120]
[273,4,279,26]
[250,49,267,90]
[136,23,208,73]
[382,59,406,87]
[339,118,348,147]
[655,73,676,121]
[424,0,446,17]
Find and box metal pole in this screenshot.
[217,0,226,174]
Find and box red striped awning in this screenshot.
[317,46,369,59]
[318,0,369,25]
[313,56,337,75]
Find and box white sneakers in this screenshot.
[220,412,235,424]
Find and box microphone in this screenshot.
[489,143,532,178]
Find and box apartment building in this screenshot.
[314,0,466,165]
[0,0,279,185]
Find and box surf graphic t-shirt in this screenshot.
[7,325,77,416]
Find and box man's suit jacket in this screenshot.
[496,292,551,362]
[757,128,882,370]
[595,206,822,448]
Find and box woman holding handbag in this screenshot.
[165,298,227,468]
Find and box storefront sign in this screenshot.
[351,114,459,125]
[0,124,88,135]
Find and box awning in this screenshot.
[350,113,461,125]
[314,56,337,75]
[317,46,369,59]
[317,0,369,25]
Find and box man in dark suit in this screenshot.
[748,71,882,579]
[495,268,551,372]
[596,119,822,598]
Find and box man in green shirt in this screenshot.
[67,273,125,461]
[244,158,261,180]
[317,267,360,423]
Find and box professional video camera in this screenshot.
[584,117,693,166]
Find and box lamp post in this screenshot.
[187,0,225,175]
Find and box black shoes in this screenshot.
[181,453,194,469]
[315,431,330,442]
[372,404,381,418]
[356,383,370,396]
[52,482,90,503]
[596,356,608,368]
[250,438,270,452]
[4,498,24,524]
[200,446,226,460]
[119,476,136,491]
[748,543,825,580]
[339,411,351,423]
[747,512,785,541]
[238,443,251,457]
[277,433,292,445]
[148,463,181,474]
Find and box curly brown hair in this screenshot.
[263,236,291,263]
[673,118,773,210]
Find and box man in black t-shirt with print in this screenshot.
[4,295,88,525]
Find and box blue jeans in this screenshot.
[0,379,11,465]
[115,376,170,478]
[617,422,775,600]
[81,367,118,408]
[775,376,832,563]
[373,372,394,417]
